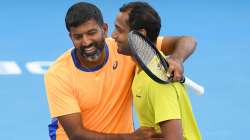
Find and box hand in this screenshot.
[131,127,163,140]
[166,56,184,82]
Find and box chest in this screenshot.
[73,56,135,111]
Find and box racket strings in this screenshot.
[131,34,156,64]
[129,33,169,81]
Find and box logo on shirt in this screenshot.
[113,61,118,70]
[136,94,141,98]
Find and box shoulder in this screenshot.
[104,37,117,54]
[105,37,117,48]
[156,36,164,49]
[45,48,73,79]
[156,36,164,44]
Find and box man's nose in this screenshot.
[80,35,91,46]
[111,31,117,39]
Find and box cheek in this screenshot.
[120,34,128,43]
[122,36,129,46]
[94,34,106,47]
[92,33,102,41]
[89,33,103,44]
[72,41,81,49]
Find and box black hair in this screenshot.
[65,2,104,32]
[120,1,161,43]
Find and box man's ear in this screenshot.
[102,23,109,38]
[138,29,147,38]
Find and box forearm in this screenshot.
[170,36,196,62]
[58,113,150,140]
[58,114,137,140]
[159,120,183,140]
[160,36,197,62]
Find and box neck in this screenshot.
[131,57,142,73]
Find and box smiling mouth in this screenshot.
[84,46,96,54]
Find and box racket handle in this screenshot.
[183,77,205,96]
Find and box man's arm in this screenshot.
[160,36,197,81]
[161,36,196,62]
[159,119,183,140]
[58,113,158,140]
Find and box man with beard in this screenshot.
[44,2,197,140]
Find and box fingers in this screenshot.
[134,127,159,139]
[167,63,174,79]
[138,127,155,137]
[152,133,163,138]
[173,70,183,82]
[166,58,184,82]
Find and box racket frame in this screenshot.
[128,30,172,84]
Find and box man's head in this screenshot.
[112,1,161,55]
[65,2,108,63]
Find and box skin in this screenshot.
[111,11,131,55]
[159,120,183,140]
[112,11,187,140]
[69,19,108,68]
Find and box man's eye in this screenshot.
[88,31,97,35]
[73,35,82,40]
[116,28,122,33]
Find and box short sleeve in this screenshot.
[44,72,80,118]
[149,83,181,124]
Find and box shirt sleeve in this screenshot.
[149,83,181,124]
[44,72,80,118]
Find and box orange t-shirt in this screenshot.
[45,37,163,140]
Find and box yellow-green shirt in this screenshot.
[132,68,202,140]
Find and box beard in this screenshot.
[79,39,105,62]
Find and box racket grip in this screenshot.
[183,77,205,96]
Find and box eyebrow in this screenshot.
[71,28,98,35]
[87,28,98,33]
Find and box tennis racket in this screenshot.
[128,30,204,95]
